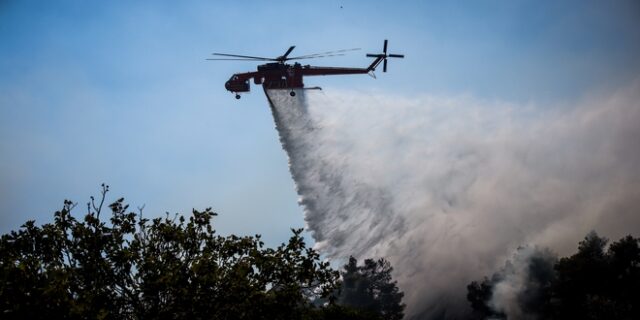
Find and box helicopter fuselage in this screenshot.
[224,59,382,95]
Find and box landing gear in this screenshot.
[289,91,296,97]
[235,94,241,99]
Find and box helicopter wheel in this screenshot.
[235,94,241,99]
[289,91,296,97]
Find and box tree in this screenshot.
[466,231,640,320]
[467,277,503,320]
[553,232,640,319]
[336,256,406,320]
[465,247,555,320]
[0,185,352,319]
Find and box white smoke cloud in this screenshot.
[265,82,640,319]
[489,246,556,319]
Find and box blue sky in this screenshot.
[1,0,639,245]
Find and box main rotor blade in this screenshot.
[288,48,360,60]
[388,54,404,58]
[383,59,388,72]
[206,58,270,60]
[321,48,360,54]
[287,54,346,61]
[211,53,274,60]
[383,39,388,54]
[366,54,384,57]
[282,46,296,59]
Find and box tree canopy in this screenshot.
[467,231,640,320]
[336,256,405,320]
[0,185,403,319]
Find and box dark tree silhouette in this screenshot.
[336,256,405,320]
[467,277,503,320]
[467,247,555,320]
[0,185,388,320]
[466,231,640,320]
[554,232,640,319]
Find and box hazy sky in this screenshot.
[1,0,639,245]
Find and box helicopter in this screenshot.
[208,40,404,99]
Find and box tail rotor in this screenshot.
[366,39,404,72]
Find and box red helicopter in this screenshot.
[208,40,404,99]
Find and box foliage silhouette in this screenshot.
[0,185,395,319]
[466,231,640,320]
[336,256,405,320]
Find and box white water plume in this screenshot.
[265,83,640,319]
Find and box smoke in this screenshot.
[265,82,640,319]
[488,246,556,319]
